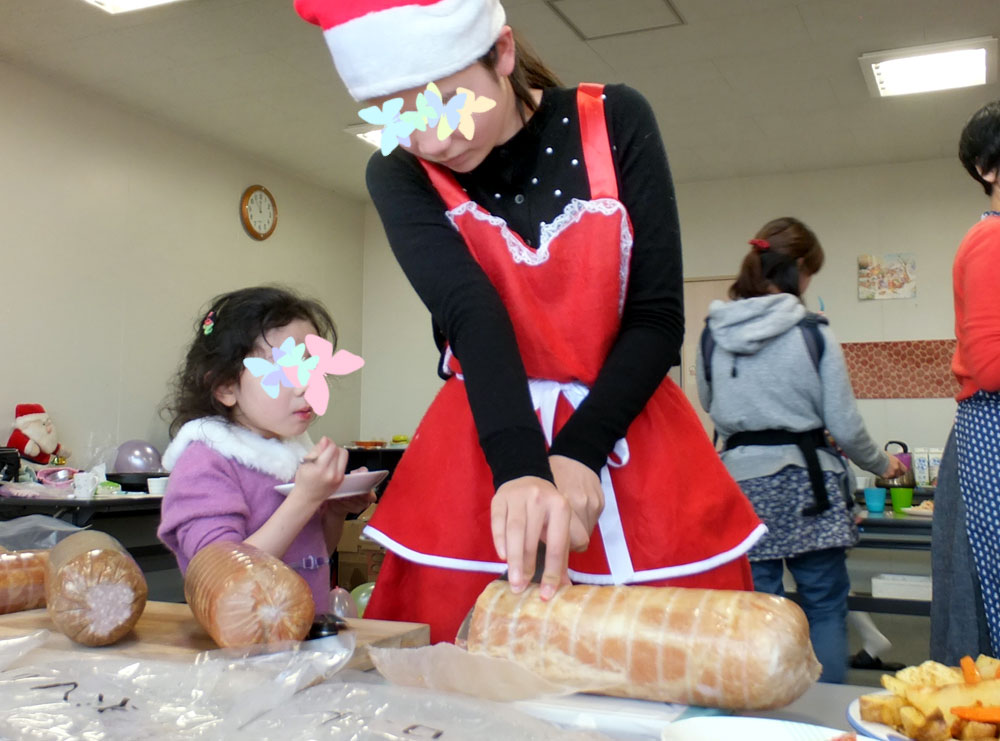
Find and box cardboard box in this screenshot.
[871,573,932,601]
[337,550,384,591]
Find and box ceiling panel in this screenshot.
[0,0,997,200]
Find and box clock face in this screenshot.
[241,185,277,240]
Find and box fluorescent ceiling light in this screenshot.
[860,37,997,97]
[345,124,382,149]
[79,0,191,14]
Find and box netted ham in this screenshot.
[0,549,48,614]
[183,541,314,648]
[45,531,148,646]
[466,582,821,710]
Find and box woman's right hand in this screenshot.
[491,476,572,601]
[292,437,349,508]
[881,453,906,479]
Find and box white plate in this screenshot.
[901,506,933,518]
[662,716,850,741]
[275,470,389,499]
[847,696,912,741]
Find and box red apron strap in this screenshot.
[576,83,618,201]
[419,160,469,210]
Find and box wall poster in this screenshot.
[858,253,916,300]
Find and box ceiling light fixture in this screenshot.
[344,124,382,149]
[859,37,997,97]
[79,0,191,14]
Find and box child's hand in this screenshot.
[292,437,349,507]
[549,455,603,552]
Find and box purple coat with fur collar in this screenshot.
[157,418,329,616]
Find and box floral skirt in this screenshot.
[740,465,858,561]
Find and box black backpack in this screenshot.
[700,313,826,388]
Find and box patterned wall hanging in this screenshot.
[842,340,958,399]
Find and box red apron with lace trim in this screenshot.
[363,85,763,643]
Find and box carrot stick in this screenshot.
[961,655,982,684]
[996,665,1000,680]
[951,705,1000,723]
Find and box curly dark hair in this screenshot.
[730,217,825,300]
[164,285,336,437]
[959,100,1000,196]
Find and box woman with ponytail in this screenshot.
[696,217,904,682]
[295,0,766,644]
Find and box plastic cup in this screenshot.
[146,476,170,495]
[890,487,914,514]
[864,487,886,514]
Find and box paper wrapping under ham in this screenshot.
[183,541,314,648]
[466,582,821,710]
[0,549,49,614]
[45,531,148,646]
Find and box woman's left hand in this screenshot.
[549,455,604,552]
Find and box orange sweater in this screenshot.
[953,215,1000,400]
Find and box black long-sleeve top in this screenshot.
[366,84,683,488]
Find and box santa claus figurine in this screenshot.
[6,403,71,465]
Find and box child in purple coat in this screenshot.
[158,286,373,616]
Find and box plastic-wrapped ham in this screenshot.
[466,582,821,710]
[0,549,48,614]
[183,541,314,648]
[45,530,148,646]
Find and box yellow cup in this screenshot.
[890,487,914,514]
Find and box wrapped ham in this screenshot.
[466,582,821,710]
[45,530,148,646]
[183,541,314,648]
[0,549,48,614]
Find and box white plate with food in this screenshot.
[901,505,933,518]
[275,469,388,499]
[662,716,854,740]
[847,696,912,741]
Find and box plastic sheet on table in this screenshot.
[370,642,607,701]
[0,632,609,740]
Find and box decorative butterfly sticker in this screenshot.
[422,82,468,140]
[301,334,365,416]
[276,339,319,387]
[358,97,417,156]
[243,337,299,399]
[454,87,497,140]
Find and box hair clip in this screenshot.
[749,239,771,251]
[202,311,215,336]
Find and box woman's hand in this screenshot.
[549,455,603,552]
[291,437,349,508]
[491,476,572,600]
[881,453,906,479]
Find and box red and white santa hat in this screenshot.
[14,403,47,425]
[294,0,507,101]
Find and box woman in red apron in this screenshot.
[296,0,764,643]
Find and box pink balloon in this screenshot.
[329,586,359,618]
[113,440,163,473]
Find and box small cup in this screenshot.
[146,476,170,495]
[72,471,99,499]
[890,487,914,514]
[864,487,886,514]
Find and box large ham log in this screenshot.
[0,549,48,614]
[45,531,148,646]
[183,541,314,648]
[466,582,821,710]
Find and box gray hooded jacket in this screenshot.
[696,293,889,483]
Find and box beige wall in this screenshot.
[359,204,442,440]
[1,63,366,468]
[360,157,977,452]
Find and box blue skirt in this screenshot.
[955,390,1000,652]
[739,465,858,561]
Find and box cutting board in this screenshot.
[0,600,428,670]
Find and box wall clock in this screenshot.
[240,184,277,240]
